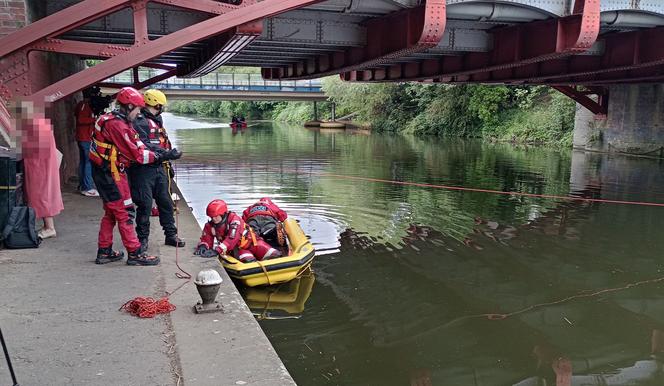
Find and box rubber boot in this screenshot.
[96,247,125,265]
[165,235,185,247]
[126,249,160,266]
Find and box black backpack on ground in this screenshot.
[2,206,40,249]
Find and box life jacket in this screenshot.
[209,213,257,250]
[75,101,95,142]
[245,203,277,220]
[145,115,171,150]
[89,112,133,181]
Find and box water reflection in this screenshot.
[241,270,316,320]
[163,114,664,386]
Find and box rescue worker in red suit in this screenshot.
[242,197,288,249]
[74,87,99,197]
[194,199,282,262]
[90,87,182,265]
[128,89,184,250]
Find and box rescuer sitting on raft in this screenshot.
[242,197,288,249]
[89,87,182,265]
[194,199,282,262]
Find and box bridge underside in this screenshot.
[1,0,664,139]
[2,1,664,102]
[136,89,327,101]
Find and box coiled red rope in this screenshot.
[120,297,176,318]
[120,161,190,319]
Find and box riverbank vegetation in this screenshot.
[322,77,576,146]
[167,76,576,146]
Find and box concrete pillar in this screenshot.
[574,84,664,155]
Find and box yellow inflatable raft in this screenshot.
[218,218,315,287]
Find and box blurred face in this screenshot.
[127,105,141,121]
[211,215,223,224]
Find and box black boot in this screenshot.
[126,249,160,266]
[96,247,125,264]
[165,235,185,247]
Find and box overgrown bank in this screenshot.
[168,77,577,147]
[322,77,577,147]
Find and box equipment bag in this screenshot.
[1,206,40,249]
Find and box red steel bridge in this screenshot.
[1,0,664,129]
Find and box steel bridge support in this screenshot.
[553,86,608,117]
[0,0,323,127]
[262,0,446,80]
[343,0,601,83]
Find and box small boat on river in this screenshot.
[230,121,247,128]
[218,218,315,287]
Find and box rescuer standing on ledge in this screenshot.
[128,89,185,251]
[90,87,181,266]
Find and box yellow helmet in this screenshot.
[143,89,167,107]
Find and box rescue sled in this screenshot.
[218,218,315,287]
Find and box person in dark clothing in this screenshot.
[128,89,185,249]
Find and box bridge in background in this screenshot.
[2,0,664,152]
[104,71,326,101]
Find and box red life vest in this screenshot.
[75,101,95,142]
[209,213,257,250]
[89,113,136,180]
[146,118,171,150]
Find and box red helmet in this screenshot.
[116,87,145,107]
[206,199,228,217]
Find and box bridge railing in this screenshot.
[106,69,323,92]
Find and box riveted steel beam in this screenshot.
[0,0,131,58]
[27,39,132,58]
[502,26,664,84]
[345,0,601,82]
[0,0,278,105]
[552,85,608,116]
[422,25,664,85]
[262,0,446,80]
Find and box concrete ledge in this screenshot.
[0,187,294,386]
[162,188,296,386]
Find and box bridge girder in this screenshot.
[0,0,326,108]
[342,0,602,82]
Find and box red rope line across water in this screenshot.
[483,275,664,320]
[312,172,664,208]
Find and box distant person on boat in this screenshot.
[231,116,238,125]
[195,199,282,262]
[242,197,288,249]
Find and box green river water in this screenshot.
[164,113,664,386]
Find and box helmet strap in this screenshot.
[116,105,131,121]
